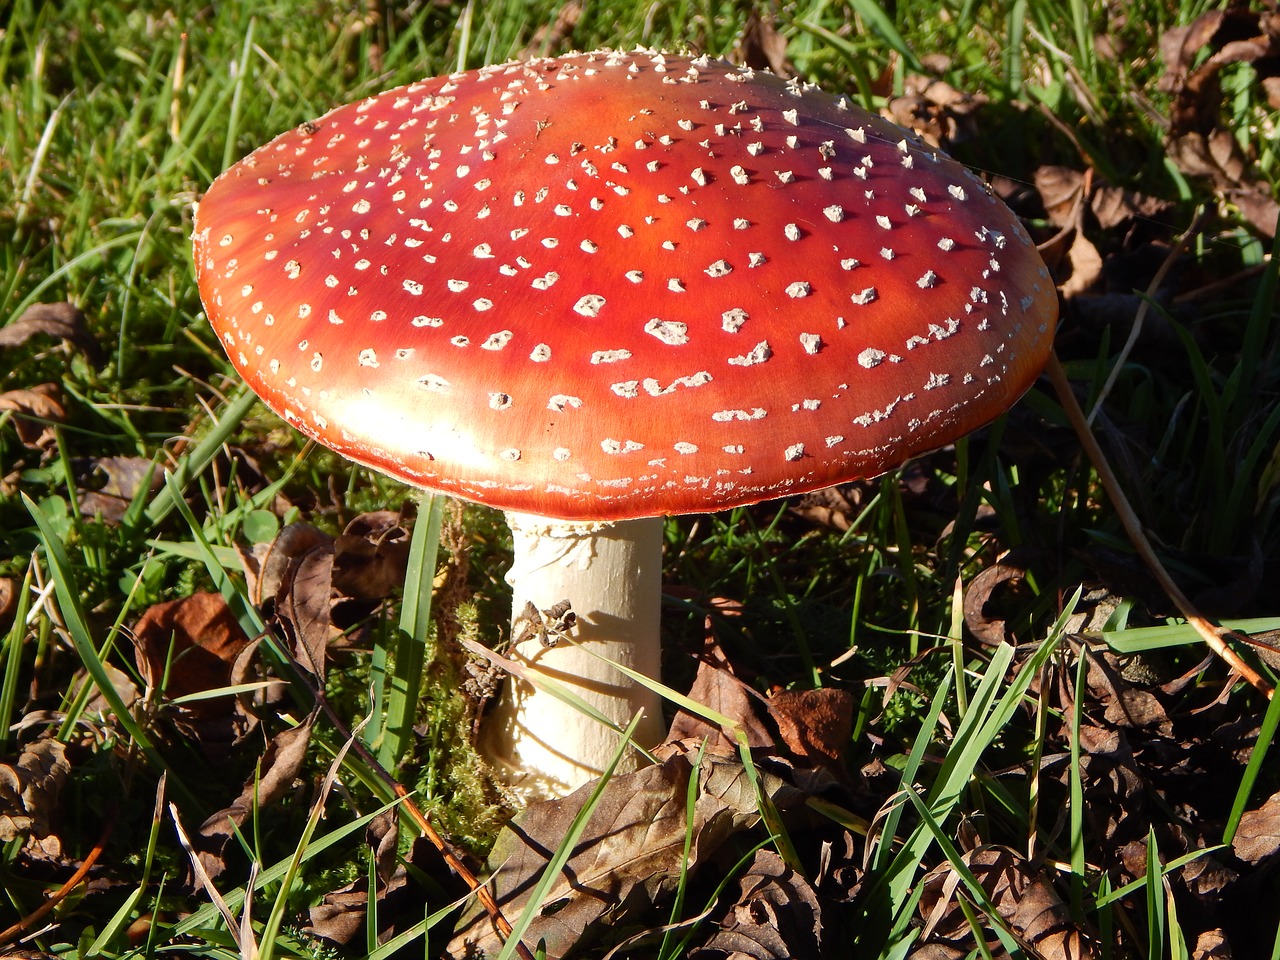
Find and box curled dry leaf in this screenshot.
[132,592,253,754]
[963,550,1040,646]
[256,513,412,681]
[1159,8,1280,236]
[0,737,70,844]
[1193,929,1234,959]
[660,639,774,758]
[0,383,65,449]
[919,846,1093,960]
[77,455,161,524]
[1231,789,1280,864]
[0,302,101,365]
[448,753,794,959]
[194,708,317,881]
[689,849,824,960]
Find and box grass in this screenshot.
[2,0,1280,957]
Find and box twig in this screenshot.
[0,807,117,948]
[1046,350,1273,698]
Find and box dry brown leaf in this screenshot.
[0,384,65,449]
[1193,929,1233,959]
[78,456,160,524]
[689,849,823,959]
[1087,654,1173,735]
[0,738,70,843]
[257,523,335,680]
[0,302,100,364]
[660,640,774,758]
[919,846,1093,960]
[736,10,791,77]
[789,483,870,531]
[766,688,853,768]
[447,754,775,959]
[1159,8,1280,237]
[0,577,16,627]
[306,809,417,948]
[331,511,410,602]
[195,709,317,880]
[133,593,250,706]
[1035,166,1085,228]
[963,551,1040,646]
[73,660,140,718]
[887,73,987,147]
[522,0,582,57]
[132,592,253,753]
[1231,789,1280,863]
[255,514,410,680]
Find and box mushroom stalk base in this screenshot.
[480,512,666,800]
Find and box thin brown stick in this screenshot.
[1046,350,1274,698]
[0,807,116,948]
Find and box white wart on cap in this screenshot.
[193,50,1057,521]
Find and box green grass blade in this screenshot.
[376,492,444,770]
[23,493,160,762]
[1223,676,1280,844]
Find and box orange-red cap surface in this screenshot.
[194,51,1057,520]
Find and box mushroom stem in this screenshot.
[479,512,667,798]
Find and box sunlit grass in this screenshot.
[2,0,1279,955]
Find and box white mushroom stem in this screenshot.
[479,511,667,798]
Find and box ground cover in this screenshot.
[1,1,1279,957]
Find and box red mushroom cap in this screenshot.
[193,50,1057,521]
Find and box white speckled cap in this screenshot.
[193,50,1057,521]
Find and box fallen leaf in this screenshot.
[1232,789,1280,863]
[0,302,100,364]
[1193,928,1234,959]
[132,592,253,754]
[919,846,1093,960]
[661,639,774,757]
[331,511,410,604]
[133,593,250,706]
[689,849,823,959]
[1087,653,1173,735]
[0,738,70,844]
[306,812,427,949]
[736,10,791,77]
[0,577,16,626]
[766,688,854,768]
[1159,8,1280,237]
[0,384,65,449]
[256,514,411,680]
[789,483,870,531]
[195,709,317,880]
[963,550,1042,645]
[257,523,335,681]
[886,72,987,148]
[77,456,160,524]
[447,754,779,959]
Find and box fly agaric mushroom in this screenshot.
[193,50,1057,798]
